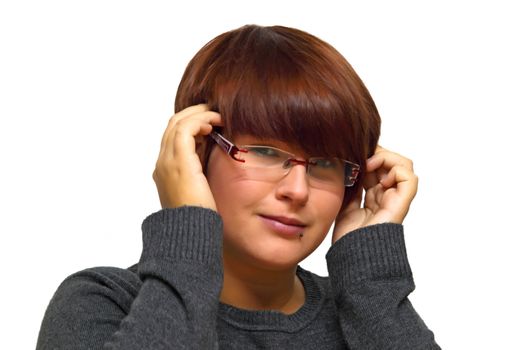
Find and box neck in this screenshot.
[220,253,305,315]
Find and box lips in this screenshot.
[259,214,306,237]
[260,215,306,226]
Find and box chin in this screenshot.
[221,218,321,271]
[248,243,314,271]
[252,256,303,272]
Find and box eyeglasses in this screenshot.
[209,131,360,189]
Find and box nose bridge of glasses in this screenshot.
[283,157,317,173]
[284,158,308,167]
[283,158,323,185]
[279,158,311,192]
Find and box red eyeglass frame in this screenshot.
[208,131,248,162]
[208,131,360,187]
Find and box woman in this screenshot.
[37,25,440,349]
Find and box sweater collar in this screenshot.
[218,266,325,332]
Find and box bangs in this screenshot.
[211,56,359,161]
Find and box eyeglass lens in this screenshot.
[234,146,355,187]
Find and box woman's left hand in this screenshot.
[332,146,418,243]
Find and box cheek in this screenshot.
[207,148,345,234]
[206,150,268,216]
[312,189,345,227]
[207,152,236,211]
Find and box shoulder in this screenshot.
[65,264,141,289]
[49,264,142,313]
[38,265,142,347]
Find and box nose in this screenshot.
[275,162,310,206]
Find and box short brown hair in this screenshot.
[175,25,381,204]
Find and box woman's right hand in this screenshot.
[152,104,221,210]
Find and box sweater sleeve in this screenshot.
[326,223,440,350]
[36,206,224,350]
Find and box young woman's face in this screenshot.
[206,134,345,271]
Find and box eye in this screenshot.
[312,158,337,169]
[250,147,280,157]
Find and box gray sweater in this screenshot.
[36,206,440,349]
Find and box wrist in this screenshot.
[327,223,412,288]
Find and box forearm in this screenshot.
[327,223,440,350]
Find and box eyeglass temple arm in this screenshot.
[209,131,247,162]
[346,164,360,186]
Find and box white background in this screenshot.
[1,1,523,349]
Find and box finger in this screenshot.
[367,148,414,173]
[172,110,222,138]
[153,118,217,195]
[172,104,210,122]
[161,108,219,148]
[380,165,418,197]
[362,163,390,190]
[368,146,413,169]
[168,104,215,132]
[362,168,379,190]
[160,104,211,149]
[165,111,221,158]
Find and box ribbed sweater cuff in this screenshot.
[326,223,412,290]
[139,206,223,265]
